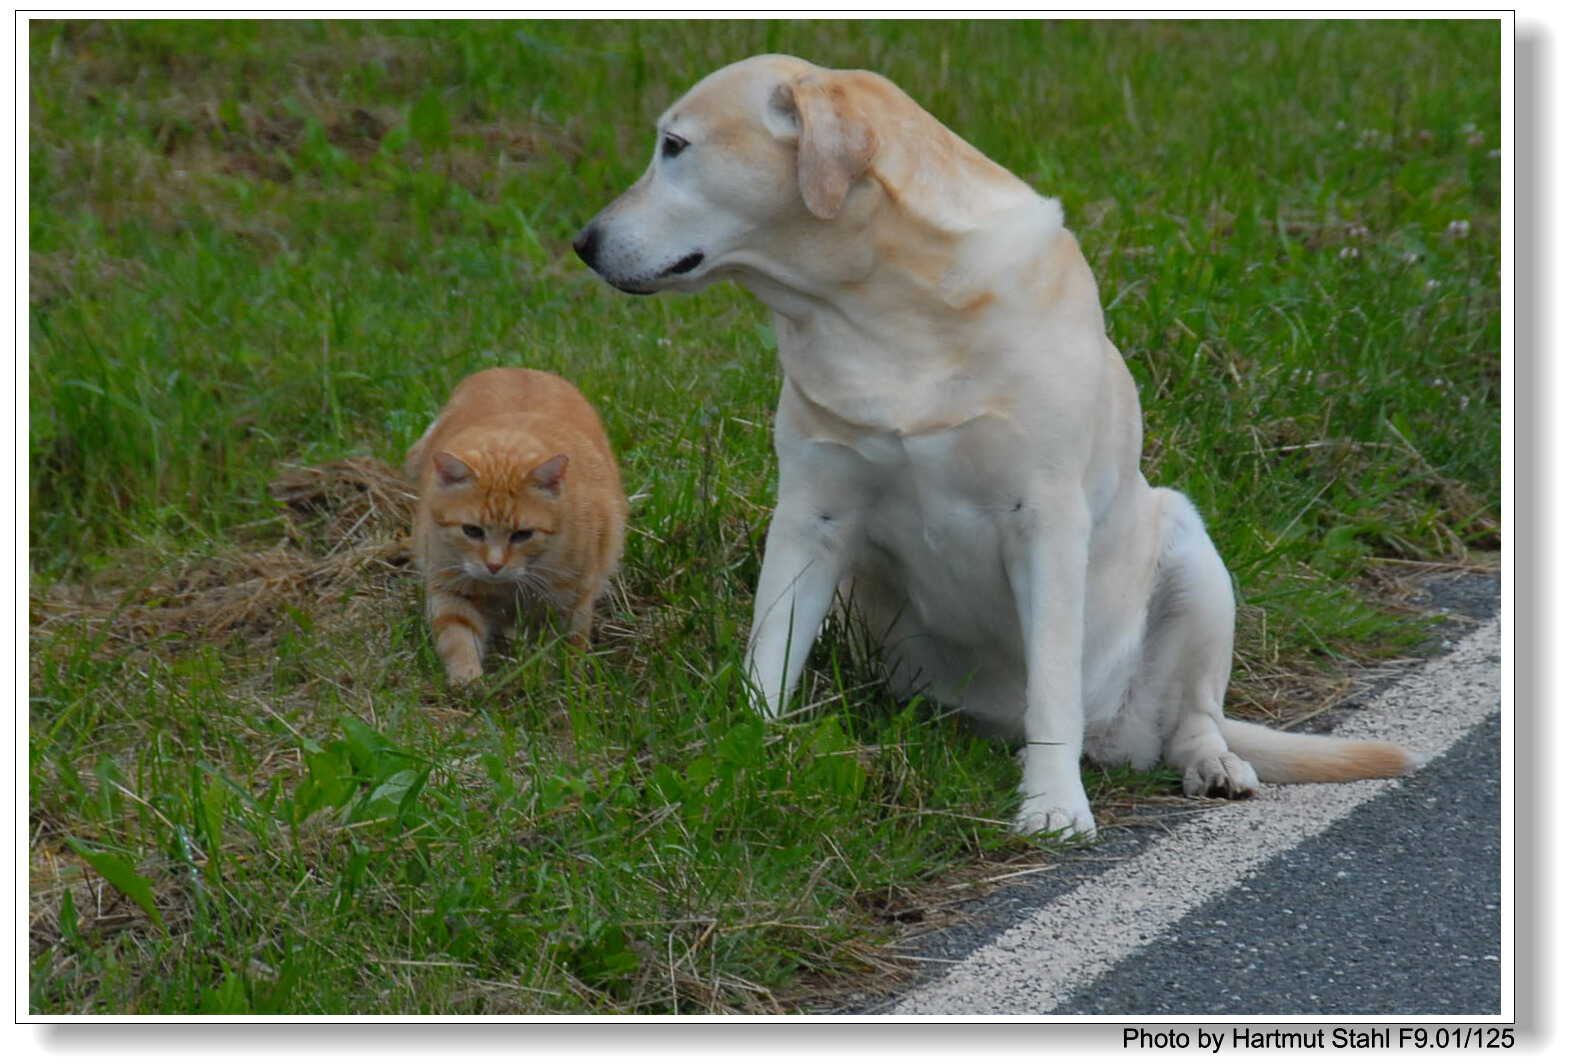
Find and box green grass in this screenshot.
[28,18,1500,1014]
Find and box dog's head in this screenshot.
[573,54,890,299]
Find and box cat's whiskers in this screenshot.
[509,567,564,605]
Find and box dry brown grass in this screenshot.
[1226,551,1499,732]
[31,457,417,655]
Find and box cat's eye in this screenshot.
[510,529,535,544]
[660,132,689,159]
[461,524,485,541]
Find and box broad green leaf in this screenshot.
[58,886,80,946]
[68,841,165,932]
[716,718,765,767]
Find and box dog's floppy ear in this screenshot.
[769,75,877,220]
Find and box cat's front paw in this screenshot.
[445,659,483,685]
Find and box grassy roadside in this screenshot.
[27,18,1500,1014]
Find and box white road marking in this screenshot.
[890,616,1502,1015]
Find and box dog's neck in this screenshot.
[741,191,1085,435]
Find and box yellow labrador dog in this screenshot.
[575,54,1418,837]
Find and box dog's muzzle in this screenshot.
[572,222,704,295]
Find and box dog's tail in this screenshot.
[1218,718,1423,784]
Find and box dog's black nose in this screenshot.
[572,224,600,268]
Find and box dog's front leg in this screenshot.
[1003,496,1097,839]
[744,497,854,718]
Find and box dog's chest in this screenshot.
[838,418,1030,630]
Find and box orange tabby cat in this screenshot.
[405,367,628,684]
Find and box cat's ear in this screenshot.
[432,451,475,486]
[528,453,569,495]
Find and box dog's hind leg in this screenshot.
[1137,489,1260,799]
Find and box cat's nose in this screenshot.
[486,561,503,574]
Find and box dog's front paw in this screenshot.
[1182,752,1260,799]
[1012,793,1098,840]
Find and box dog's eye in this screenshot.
[660,132,689,159]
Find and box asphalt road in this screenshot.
[872,571,1503,1018]
[1047,712,1501,1016]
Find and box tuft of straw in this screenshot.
[32,457,418,653]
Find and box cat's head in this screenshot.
[423,448,569,584]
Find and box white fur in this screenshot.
[577,55,1402,838]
